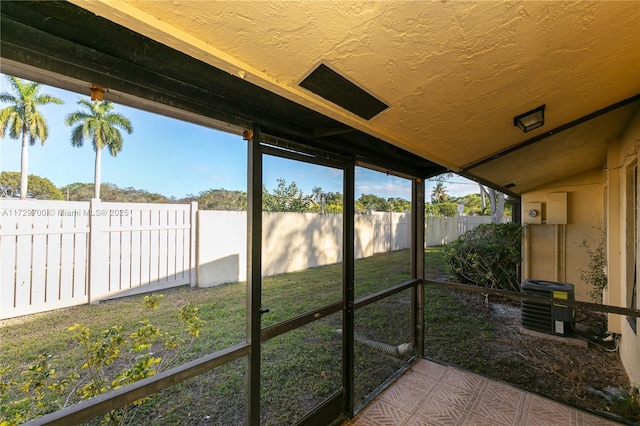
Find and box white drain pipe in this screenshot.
[334,329,413,357]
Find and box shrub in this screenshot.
[578,227,608,303]
[444,222,522,291]
[0,294,204,425]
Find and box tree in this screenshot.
[61,182,171,203]
[452,193,488,216]
[306,187,344,213]
[0,171,63,200]
[356,193,389,213]
[479,184,505,224]
[263,178,308,212]
[64,99,133,199]
[323,191,343,213]
[435,201,459,217]
[387,197,411,212]
[430,182,449,203]
[426,173,511,219]
[308,186,326,213]
[311,186,323,204]
[59,182,93,200]
[186,188,247,210]
[0,76,64,199]
[425,201,458,217]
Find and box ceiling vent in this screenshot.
[300,64,388,120]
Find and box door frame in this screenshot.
[246,126,354,425]
[246,126,426,424]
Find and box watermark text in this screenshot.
[1,208,132,217]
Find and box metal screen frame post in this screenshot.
[246,124,263,425]
[342,162,356,418]
[411,178,425,357]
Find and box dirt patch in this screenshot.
[453,290,637,424]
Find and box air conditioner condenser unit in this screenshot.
[521,279,575,336]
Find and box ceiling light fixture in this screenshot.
[513,104,545,133]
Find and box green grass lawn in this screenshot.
[1,247,485,425]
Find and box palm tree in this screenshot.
[431,182,449,203]
[0,76,64,199]
[64,99,133,199]
[311,186,323,203]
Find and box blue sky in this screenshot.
[0,74,479,200]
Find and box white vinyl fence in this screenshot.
[0,199,196,319]
[196,211,411,286]
[197,211,504,287]
[372,211,410,253]
[425,215,510,246]
[1,199,503,319]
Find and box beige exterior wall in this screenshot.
[522,108,640,387]
[521,169,605,301]
[608,108,640,388]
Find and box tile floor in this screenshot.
[345,359,618,426]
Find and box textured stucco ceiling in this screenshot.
[60,1,640,192]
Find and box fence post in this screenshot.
[190,202,198,287]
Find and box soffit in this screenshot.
[469,101,640,193]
